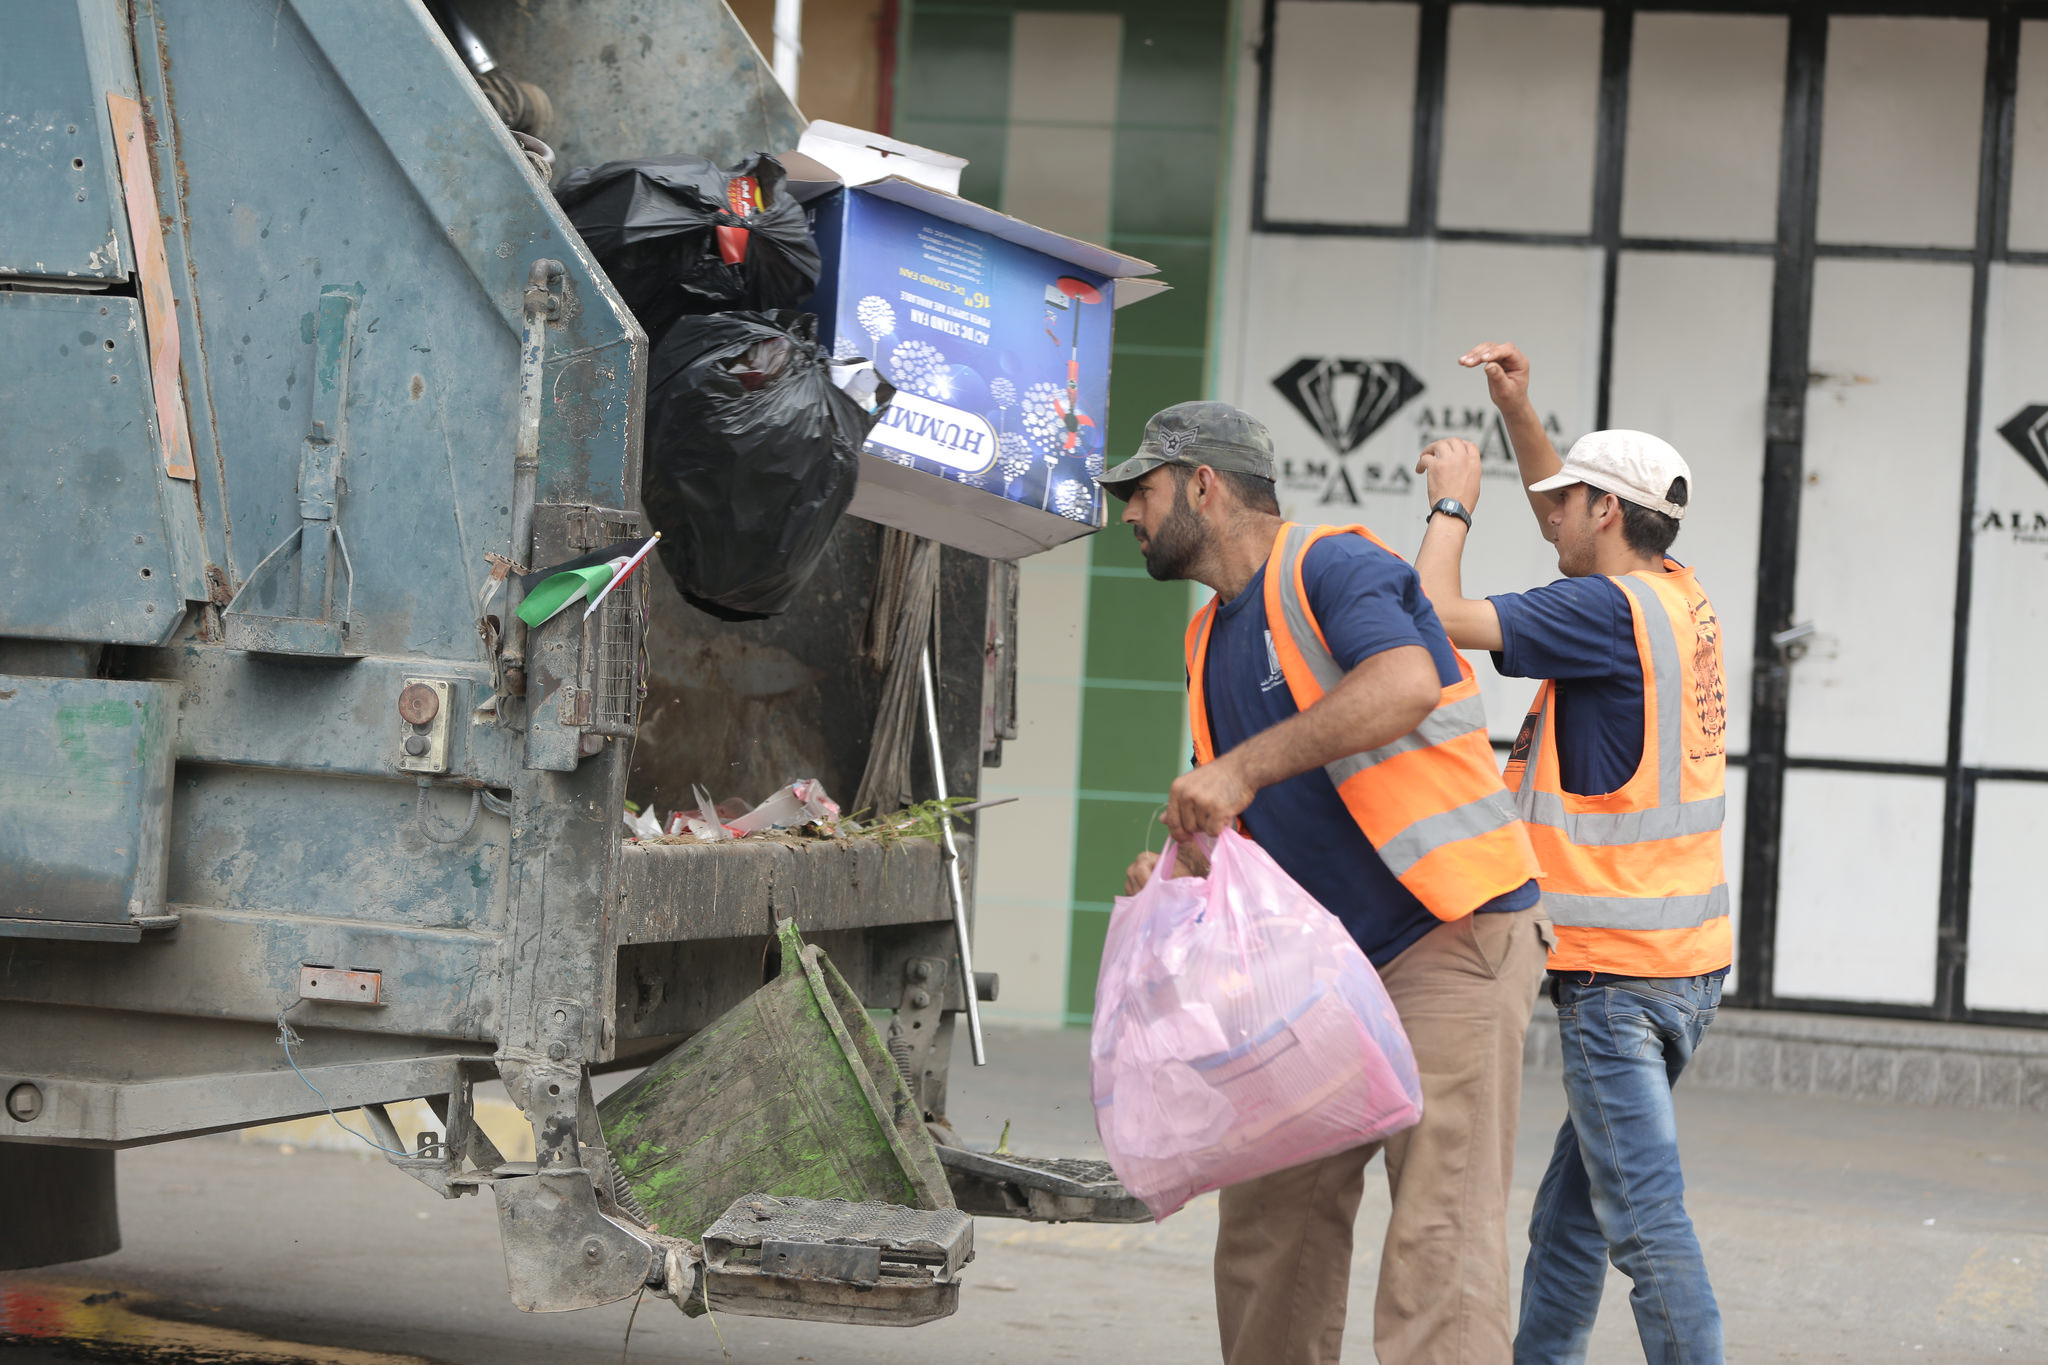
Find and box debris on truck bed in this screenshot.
[623,792,1011,845]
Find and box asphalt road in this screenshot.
[5,1024,2046,1364]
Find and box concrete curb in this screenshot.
[1525,1004,2048,1111]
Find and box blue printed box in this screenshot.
[788,133,1163,560]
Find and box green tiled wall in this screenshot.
[900,0,1230,1023]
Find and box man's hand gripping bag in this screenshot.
[1089,829,1424,1220]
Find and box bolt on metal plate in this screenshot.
[6,1082,44,1122]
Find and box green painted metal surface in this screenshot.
[0,675,177,925]
[601,921,954,1240]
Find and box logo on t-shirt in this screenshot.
[1260,630,1286,693]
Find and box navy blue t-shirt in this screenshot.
[1202,535,1538,967]
[1487,577,1645,797]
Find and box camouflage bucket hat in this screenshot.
[1098,401,1277,499]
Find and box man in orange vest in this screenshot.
[1410,343,1730,1365]
[1105,400,1554,1365]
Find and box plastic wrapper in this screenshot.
[555,153,821,342]
[1090,829,1424,1221]
[726,780,841,835]
[642,311,881,620]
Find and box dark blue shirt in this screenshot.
[1488,576,1645,797]
[1203,535,1538,966]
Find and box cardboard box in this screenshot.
[786,124,1166,561]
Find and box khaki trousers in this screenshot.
[1214,905,1553,1365]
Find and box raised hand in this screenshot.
[1459,341,1531,412]
[1416,437,1484,511]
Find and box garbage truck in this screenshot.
[0,0,1145,1327]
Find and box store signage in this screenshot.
[1272,358,1424,455]
[1998,405,2048,487]
[1982,405,2048,545]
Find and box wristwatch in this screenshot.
[1429,498,1472,529]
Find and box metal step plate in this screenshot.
[938,1148,1151,1224]
[693,1195,973,1327]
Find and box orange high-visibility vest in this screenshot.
[1502,562,1732,977]
[1186,522,1540,922]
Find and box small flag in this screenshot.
[514,534,658,629]
[582,532,660,621]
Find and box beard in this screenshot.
[1139,495,1204,581]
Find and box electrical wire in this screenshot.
[274,1009,412,1158]
[416,780,482,843]
[701,1268,730,1359]
[619,1287,644,1365]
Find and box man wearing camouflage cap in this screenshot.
[1108,400,1553,1365]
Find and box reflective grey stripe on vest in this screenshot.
[1542,883,1731,932]
[1269,525,1488,789]
[1326,692,1490,785]
[1514,574,1702,838]
[1376,788,1525,877]
[1517,791,1725,845]
[1616,575,1684,808]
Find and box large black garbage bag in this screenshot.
[642,311,881,621]
[555,153,821,342]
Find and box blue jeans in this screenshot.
[1514,971,1724,1365]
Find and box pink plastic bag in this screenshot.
[1090,828,1424,1221]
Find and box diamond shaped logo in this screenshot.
[1272,358,1426,456]
[1999,405,2048,488]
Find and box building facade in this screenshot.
[884,0,2048,1028]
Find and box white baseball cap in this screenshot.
[1528,429,1692,520]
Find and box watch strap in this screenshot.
[1430,498,1473,528]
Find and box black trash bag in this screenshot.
[555,153,821,343]
[642,311,885,621]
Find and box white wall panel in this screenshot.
[1786,260,1971,765]
[1265,1,1417,227]
[1621,13,1786,243]
[2010,22,2048,253]
[1607,251,1773,758]
[1437,5,1602,234]
[1223,234,1602,739]
[1963,270,2048,775]
[1774,770,1943,1006]
[1964,781,2048,1015]
[1815,16,1985,249]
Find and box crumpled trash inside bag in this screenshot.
[1090,829,1424,1221]
[555,152,821,342]
[641,310,884,621]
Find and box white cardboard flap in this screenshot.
[855,177,1159,281]
[1113,278,1173,309]
[796,120,966,194]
